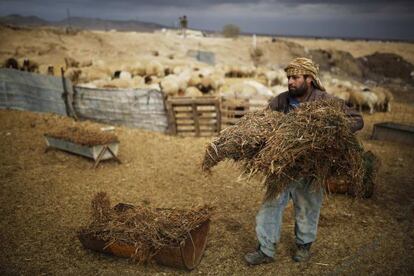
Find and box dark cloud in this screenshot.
[0,0,413,40]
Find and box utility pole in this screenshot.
[66,8,72,31]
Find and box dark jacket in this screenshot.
[268,89,364,133]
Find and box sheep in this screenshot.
[187,72,203,87]
[349,90,378,114]
[271,85,287,97]
[113,70,132,80]
[3,57,19,69]
[163,73,189,95]
[372,87,393,112]
[220,82,257,100]
[80,59,93,67]
[144,75,158,85]
[348,90,365,111]
[21,58,39,73]
[220,80,273,100]
[243,80,273,99]
[106,78,133,89]
[64,68,82,84]
[145,61,164,78]
[146,83,161,91]
[197,76,215,94]
[78,67,111,83]
[47,65,54,76]
[64,57,79,69]
[184,86,203,97]
[123,62,146,77]
[210,73,225,91]
[160,74,182,96]
[360,91,378,114]
[131,76,145,88]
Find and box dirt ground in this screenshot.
[1,25,414,275]
[0,104,413,275]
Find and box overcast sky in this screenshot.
[1,0,413,40]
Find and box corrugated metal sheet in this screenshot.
[0,68,67,115]
[0,69,169,133]
[73,86,168,133]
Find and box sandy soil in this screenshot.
[2,25,413,72]
[1,25,414,275]
[0,107,413,275]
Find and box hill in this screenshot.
[0,14,167,32]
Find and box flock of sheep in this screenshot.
[2,56,393,114]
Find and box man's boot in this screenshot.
[244,249,274,265]
[293,243,312,262]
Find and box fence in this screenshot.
[74,86,168,133]
[0,68,68,115]
[0,68,169,133]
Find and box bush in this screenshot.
[250,47,264,66]
[222,24,240,38]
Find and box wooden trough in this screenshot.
[371,122,414,146]
[78,217,210,270]
[44,136,121,168]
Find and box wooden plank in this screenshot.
[192,103,200,136]
[166,100,177,135]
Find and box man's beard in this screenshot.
[288,81,308,97]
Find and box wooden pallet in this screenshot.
[220,98,268,127]
[166,96,221,137]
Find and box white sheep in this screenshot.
[184,86,203,97]
[145,61,165,78]
[160,74,182,96]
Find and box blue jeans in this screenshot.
[256,178,323,257]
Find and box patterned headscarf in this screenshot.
[284,57,325,91]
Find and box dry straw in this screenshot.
[203,99,365,200]
[79,192,213,263]
[45,126,119,146]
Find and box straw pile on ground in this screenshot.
[45,126,119,146]
[78,192,213,263]
[202,99,365,200]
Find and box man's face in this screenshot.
[288,75,308,97]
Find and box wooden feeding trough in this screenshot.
[371,122,414,146]
[44,127,121,168]
[78,202,211,270]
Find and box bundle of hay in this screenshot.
[79,192,213,263]
[203,99,366,200]
[202,109,282,171]
[45,126,119,146]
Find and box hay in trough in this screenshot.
[78,192,213,263]
[202,99,365,199]
[202,109,282,171]
[45,126,119,146]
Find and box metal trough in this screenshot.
[371,122,414,146]
[45,136,121,167]
[78,219,210,270]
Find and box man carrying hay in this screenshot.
[244,57,364,265]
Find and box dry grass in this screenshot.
[204,100,365,200]
[45,126,119,146]
[0,108,413,275]
[202,109,282,171]
[79,192,212,263]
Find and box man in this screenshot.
[244,57,364,265]
[179,15,188,37]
